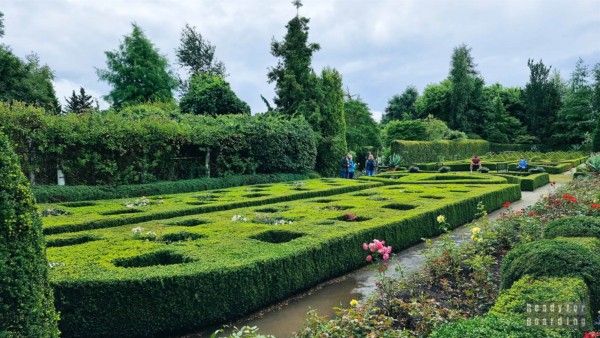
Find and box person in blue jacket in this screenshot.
[340,155,350,178]
[365,153,377,176]
[347,154,357,179]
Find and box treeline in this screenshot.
[382,46,600,150]
[1,4,599,187]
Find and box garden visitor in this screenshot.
[517,158,528,171]
[348,154,356,179]
[470,155,481,173]
[340,154,350,178]
[365,154,377,176]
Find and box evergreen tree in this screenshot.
[64,87,94,114]
[176,24,225,77]
[448,44,481,132]
[0,132,59,337]
[344,95,381,154]
[97,24,177,109]
[382,86,419,123]
[522,59,562,144]
[415,80,452,121]
[315,68,347,176]
[267,7,320,118]
[180,73,250,116]
[483,95,528,143]
[552,59,595,147]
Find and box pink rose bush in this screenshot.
[362,239,392,263]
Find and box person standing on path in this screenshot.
[365,154,377,176]
[340,155,350,178]
[348,154,356,179]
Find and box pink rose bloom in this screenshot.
[378,248,385,254]
[366,255,373,262]
[369,243,377,252]
[376,241,384,250]
[362,243,368,251]
[383,253,390,261]
[385,246,392,255]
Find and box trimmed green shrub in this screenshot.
[490,275,592,329]
[33,173,313,203]
[48,182,520,337]
[391,139,490,165]
[0,132,59,336]
[494,173,549,191]
[501,238,600,313]
[592,118,600,152]
[429,314,563,338]
[545,216,600,239]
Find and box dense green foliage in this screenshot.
[593,112,600,152]
[344,97,381,159]
[381,86,419,122]
[0,48,60,113]
[390,139,490,165]
[97,24,178,108]
[448,44,484,133]
[381,117,465,145]
[315,68,347,176]
[0,132,59,336]
[522,59,562,145]
[179,73,250,115]
[429,314,563,338]
[0,102,316,185]
[500,238,600,312]
[33,173,312,203]
[544,216,600,239]
[45,178,519,336]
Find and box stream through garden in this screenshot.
[188,182,560,338]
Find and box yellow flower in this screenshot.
[350,299,359,307]
[471,227,481,234]
[436,215,446,224]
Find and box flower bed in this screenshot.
[46,179,520,337]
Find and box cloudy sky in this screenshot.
[1,0,599,120]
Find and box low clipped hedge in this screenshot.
[48,183,521,337]
[490,275,592,331]
[545,216,600,239]
[500,238,600,314]
[41,179,380,235]
[494,173,550,191]
[390,139,490,165]
[366,172,510,186]
[33,173,313,203]
[429,314,563,338]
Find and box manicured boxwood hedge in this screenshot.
[48,182,520,337]
[41,179,380,235]
[390,139,490,165]
[429,314,564,338]
[33,173,314,203]
[500,238,600,314]
[494,173,550,191]
[544,216,600,239]
[365,172,510,186]
[490,275,592,329]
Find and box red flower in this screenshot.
[592,203,600,210]
[562,193,578,203]
[502,201,512,209]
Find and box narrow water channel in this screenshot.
[188,183,560,338]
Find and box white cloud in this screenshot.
[2,0,599,116]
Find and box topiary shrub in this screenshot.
[528,167,545,173]
[500,238,600,313]
[479,167,490,173]
[438,166,451,173]
[409,166,420,173]
[0,132,59,336]
[429,314,563,338]
[545,216,600,239]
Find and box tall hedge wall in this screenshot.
[390,139,490,165]
[0,102,317,185]
[0,132,59,336]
